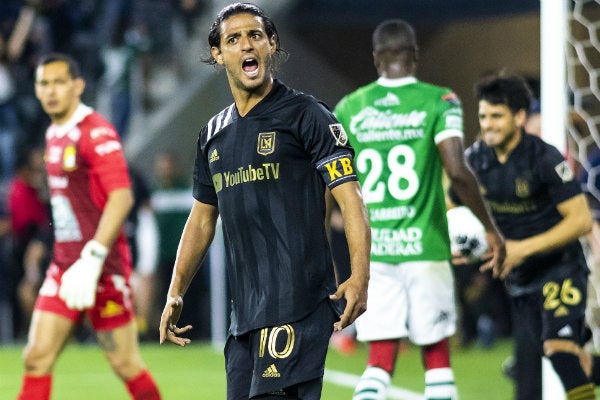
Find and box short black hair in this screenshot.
[372,19,418,55]
[37,52,82,79]
[203,2,287,67]
[475,74,533,114]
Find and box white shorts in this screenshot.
[355,260,457,345]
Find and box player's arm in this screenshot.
[328,180,370,331]
[499,194,592,279]
[94,187,134,247]
[160,199,218,346]
[59,187,133,310]
[438,136,506,275]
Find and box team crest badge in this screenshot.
[515,178,530,198]
[257,132,276,155]
[329,123,348,146]
[63,145,77,171]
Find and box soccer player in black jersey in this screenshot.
[158,3,371,399]
[450,74,595,399]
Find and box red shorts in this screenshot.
[35,262,135,331]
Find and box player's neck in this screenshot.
[379,62,414,79]
[494,130,522,164]
[231,79,274,117]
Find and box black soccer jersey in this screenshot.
[452,133,586,292]
[193,80,357,335]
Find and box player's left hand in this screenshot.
[159,295,193,346]
[59,240,107,310]
[479,230,506,278]
[329,274,368,331]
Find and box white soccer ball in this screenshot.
[447,206,488,263]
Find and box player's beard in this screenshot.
[229,54,274,93]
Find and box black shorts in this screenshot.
[225,299,338,399]
[512,266,588,345]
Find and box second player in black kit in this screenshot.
[159,3,371,400]
[450,74,595,399]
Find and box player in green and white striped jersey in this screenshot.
[334,19,505,400]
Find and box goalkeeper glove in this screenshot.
[59,240,108,310]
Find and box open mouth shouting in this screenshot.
[242,58,259,77]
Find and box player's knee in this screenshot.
[21,343,55,374]
[106,352,145,380]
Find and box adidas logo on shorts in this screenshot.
[262,364,281,378]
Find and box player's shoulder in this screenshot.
[464,139,494,169]
[415,80,461,106]
[522,132,563,160]
[204,103,237,141]
[338,81,381,104]
[80,111,120,140]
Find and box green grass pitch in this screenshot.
[1,339,519,399]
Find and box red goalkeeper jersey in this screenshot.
[45,104,132,277]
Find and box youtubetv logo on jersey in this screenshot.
[371,227,423,256]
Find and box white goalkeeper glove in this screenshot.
[59,240,108,310]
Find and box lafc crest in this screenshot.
[515,178,530,198]
[257,132,276,155]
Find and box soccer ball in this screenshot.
[447,206,488,263]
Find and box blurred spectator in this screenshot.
[151,150,210,339]
[8,145,52,339]
[125,167,159,339]
[0,196,13,344]
[0,41,19,187]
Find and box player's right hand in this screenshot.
[159,295,193,346]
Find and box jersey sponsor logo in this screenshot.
[95,140,122,156]
[488,199,537,214]
[322,157,354,183]
[213,163,281,193]
[47,146,63,164]
[514,178,530,198]
[50,194,83,242]
[100,300,124,318]
[257,132,276,155]
[262,364,281,378]
[371,227,423,256]
[90,126,117,140]
[209,149,220,163]
[349,107,426,142]
[63,145,77,171]
[48,176,69,189]
[374,92,400,107]
[329,123,348,146]
[554,160,574,182]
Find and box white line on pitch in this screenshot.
[324,369,424,400]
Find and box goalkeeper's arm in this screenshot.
[59,188,134,310]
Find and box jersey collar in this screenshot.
[377,76,417,87]
[47,103,93,139]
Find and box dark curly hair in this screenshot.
[475,73,533,114]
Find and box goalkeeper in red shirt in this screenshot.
[16,53,161,400]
